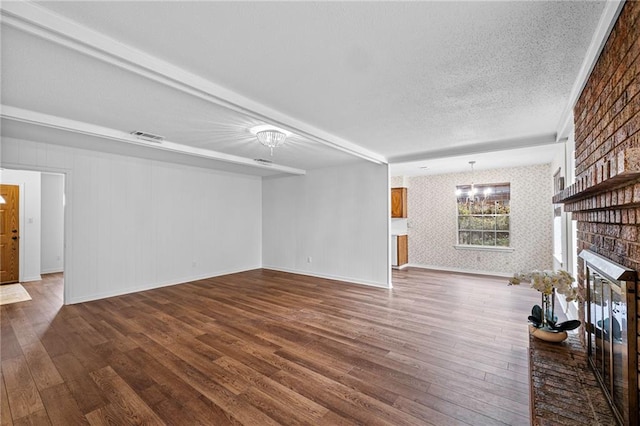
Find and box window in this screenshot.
[456,182,510,247]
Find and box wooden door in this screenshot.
[0,185,19,284]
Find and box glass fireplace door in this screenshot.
[582,249,637,426]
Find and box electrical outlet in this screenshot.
[307,256,312,263]
[192,261,197,267]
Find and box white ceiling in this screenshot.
[0,1,612,176]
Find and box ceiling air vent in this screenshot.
[130,130,165,143]
[254,158,273,166]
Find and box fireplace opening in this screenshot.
[580,250,638,425]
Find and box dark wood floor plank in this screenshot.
[7,307,41,349]
[238,374,329,425]
[21,342,64,391]
[150,396,217,426]
[427,383,528,425]
[393,396,465,426]
[233,338,403,406]
[271,368,424,426]
[0,317,23,361]
[197,332,282,377]
[1,369,14,426]
[84,405,121,426]
[11,409,51,426]
[385,349,530,406]
[98,346,157,395]
[124,346,201,407]
[39,383,89,426]
[125,347,237,425]
[128,333,281,425]
[89,366,165,425]
[1,269,545,425]
[64,377,110,416]
[1,355,45,420]
[38,327,70,359]
[85,319,139,353]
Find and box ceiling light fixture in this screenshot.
[469,160,476,197]
[456,161,480,203]
[256,130,287,156]
[250,125,291,156]
[456,161,494,205]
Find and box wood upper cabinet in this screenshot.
[391,187,407,218]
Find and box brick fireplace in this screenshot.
[552,1,640,423]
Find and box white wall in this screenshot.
[262,161,389,287]
[0,168,42,282]
[41,173,65,274]
[550,143,567,272]
[551,134,579,320]
[405,163,553,276]
[2,137,262,303]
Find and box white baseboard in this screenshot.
[262,266,390,289]
[41,268,64,275]
[22,275,42,282]
[65,266,258,304]
[392,264,409,270]
[405,263,513,278]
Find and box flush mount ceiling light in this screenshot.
[256,130,286,156]
[250,125,292,156]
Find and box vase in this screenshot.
[529,325,568,342]
[541,290,555,328]
[530,288,568,343]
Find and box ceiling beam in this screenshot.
[0,1,387,165]
[388,133,557,164]
[1,105,307,175]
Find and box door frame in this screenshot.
[1,164,70,304]
[14,182,24,283]
[1,183,21,284]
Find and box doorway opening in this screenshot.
[0,169,65,302]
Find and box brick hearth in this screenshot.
[529,333,615,425]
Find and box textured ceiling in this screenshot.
[1,1,608,174]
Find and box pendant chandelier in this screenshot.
[455,161,492,203]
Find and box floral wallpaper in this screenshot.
[395,163,553,275]
[390,176,404,187]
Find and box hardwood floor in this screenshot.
[1,268,541,425]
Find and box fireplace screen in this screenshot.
[581,250,637,425]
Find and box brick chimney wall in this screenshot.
[564,0,639,408]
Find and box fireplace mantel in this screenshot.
[553,147,640,210]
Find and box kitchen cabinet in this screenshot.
[392,234,408,267]
[391,187,407,218]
